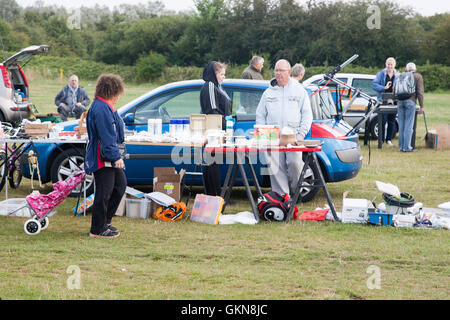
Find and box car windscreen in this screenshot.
[226,87,264,121]
[311,89,338,120]
[352,78,377,97]
[133,88,201,124]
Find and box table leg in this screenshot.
[285,152,313,222]
[378,112,383,149]
[236,161,260,222]
[311,153,339,221]
[285,152,339,222]
[246,154,263,198]
[220,163,238,214]
[412,110,418,149]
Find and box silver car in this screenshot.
[0,45,50,125]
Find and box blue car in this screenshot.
[22,79,362,202]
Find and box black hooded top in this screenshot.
[200,61,232,129]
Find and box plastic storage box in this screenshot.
[0,198,32,217]
[126,198,150,218]
[368,210,393,226]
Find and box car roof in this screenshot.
[303,73,375,85]
[118,79,270,114]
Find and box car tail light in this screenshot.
[311,122,348,140]
[18,65,29,87]
[0,65,12,89]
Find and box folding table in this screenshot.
[203,145,339,223]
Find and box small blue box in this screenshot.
[368,211,393,226]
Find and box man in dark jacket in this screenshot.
[200,61,231,196]
[55,75,90,121]
[241,56,264,80]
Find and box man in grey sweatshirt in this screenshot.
[256,59,313,196]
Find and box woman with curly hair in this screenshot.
[85,74,126,238]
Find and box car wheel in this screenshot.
[370,118,398,140]
[296,160,321,203]
[50,148,94,197]
[369,119,380,140]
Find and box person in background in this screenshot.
[291,63,305,83]
[242,56,265,80]
[397,62,424,153]
[55,74,90,121]
[372,57,399,146]
[85,74,126,238]
[256,59,312,196]
[200,61,232,196]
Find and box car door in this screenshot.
[123,85,203,184]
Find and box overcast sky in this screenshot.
[15,0,450,16]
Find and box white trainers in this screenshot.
[386,140,393,146]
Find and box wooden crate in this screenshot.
[24,123,53,137]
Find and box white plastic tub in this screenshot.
[0,198,31,217]
[126,198,150,219]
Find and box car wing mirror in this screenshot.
[123,113,134,125]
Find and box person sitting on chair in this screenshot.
[55,75,91,121]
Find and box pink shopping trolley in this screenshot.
[9,171,86,235]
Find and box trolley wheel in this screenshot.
[24,219,41,235]
[38,217,49,230]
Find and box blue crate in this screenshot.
[368,211,393,226]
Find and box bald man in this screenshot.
[256,59,313,196]
[55,75,91,121]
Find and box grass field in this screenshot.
[0,77,449,300]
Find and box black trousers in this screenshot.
[203,163,221,196]
[90,167,127,234]
[382,113,397,142]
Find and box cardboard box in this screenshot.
[153,167,185,202]
[253,125,280,145]
[149,167,185,217]
[190,114,223,135]
[280,133,296,146]
[423,124,450,149]
[24,123,53,137]
[341,198,369,223]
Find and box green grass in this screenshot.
[0,78,449,300]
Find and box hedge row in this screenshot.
[26,56,449,92]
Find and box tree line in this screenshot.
[0,0,449,80]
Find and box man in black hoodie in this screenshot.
[200,61,232,196]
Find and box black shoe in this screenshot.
[89,229,120,238]
[106,224,118,232]
[403,149,418,153]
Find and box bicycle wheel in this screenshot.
[0,150,7,192]
[8,144,23,189]
[8,161,23,189]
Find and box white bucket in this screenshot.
[126,198,150,219]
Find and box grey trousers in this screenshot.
[57,103,86,121]
[266,151,304,196]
